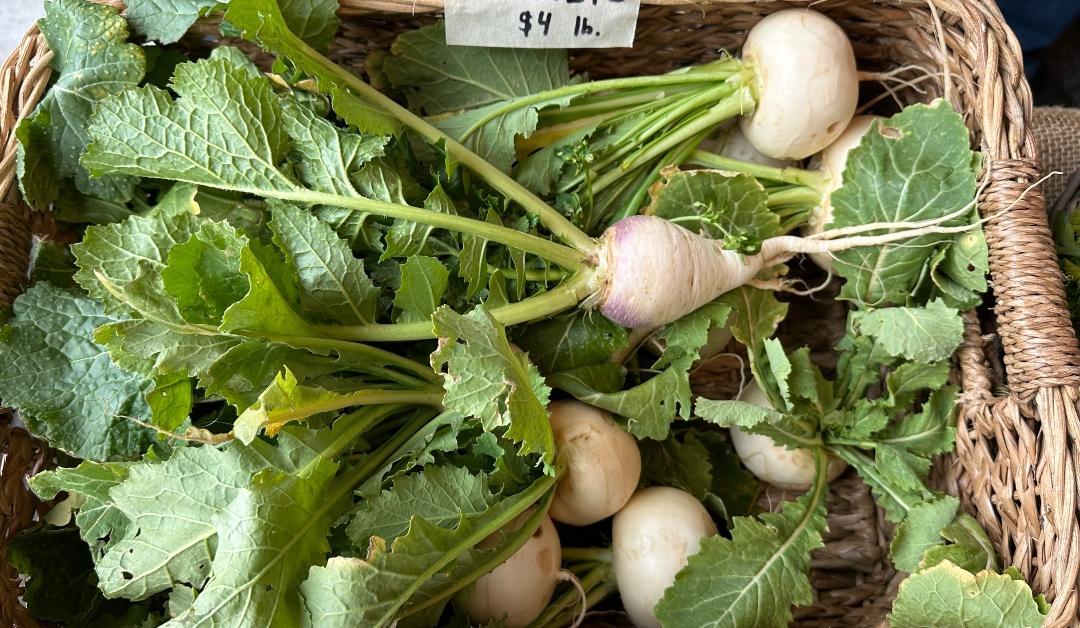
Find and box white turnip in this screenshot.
[612,486,717,628]
[460,513,562,627]
[729,382,846,490]
[549,400,642,526]
[592,213,972,329]
[739,9,859,160]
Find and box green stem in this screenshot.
[540,88,694,123]
[256,332,441,385]
[487,264,569,283]
[629,83,738,149]
[263,386,444,425]
[269,35,597,255]
[294,190,585,270]
[398,487,557,620]
[592,87,755,195]
[325,411,434,491]
[316,268,596,342]
[767,186,825,208]
[609,128,710,225]
[688,150,830,190]
[621,87,756,173]
[561,547,613,563]
[831,445,918,517]
[461,66,743,143]
[320,405,402,461]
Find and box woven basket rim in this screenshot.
[0,2,1077,626]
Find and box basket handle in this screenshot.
[980,158,1080,391]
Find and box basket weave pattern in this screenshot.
[1,1,1077,626]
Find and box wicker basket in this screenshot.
[0,1,1076,626]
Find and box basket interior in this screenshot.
[0,2,1041,626]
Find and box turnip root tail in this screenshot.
[593,215,766,328]
[593,213,980,329]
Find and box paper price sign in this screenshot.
[445,0,642,49]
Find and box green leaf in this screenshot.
[639,429,757,523]
[146,371,194,433]
[434,99,572,174]
[17,0,144,209]
[28,460,134,555]
[384,22,578,171]
[878,387,957,456]
[646,170,781,244]
[94,317,239,379]
[832,101,980,306]
[74,202,202,318]
[93,430,327,601]
[514,310,628,374]
[889,495,960,572]
[96,446,258,599]
[160,220,249,325]
[549,364,687,440]
[851,299,964,364]
[82,53,412,256]
[889,562,1047,628]
[884,361,952,410]
[384,185,458,260]
[234,367,367,443]
[126,0,339,50]
[694,399,788,429]
[220,243,319,338]
[458,209,497,299]
[125,0,218,44]
[346,465,495,548]
[653,302,732,370]
[281,99,391,254]
[655,478,828,628]
[763,338,792,410]
[270,202,380,325]
[170,460,341,628]
[0,283,153,460]
[920,514,998,574]
[83,54,295,195]
[394,256,450,323]
[201,341,343,410]
[385,23,572,115]
[515,127,593,196]
[720,287,787,368]
[431,306,554,466]
[842,445,929,523]
[548,302,728,440]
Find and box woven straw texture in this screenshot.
[1,1,1078,626]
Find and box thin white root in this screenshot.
[751,273,834,297]
[857,65,934,93]
[856,65,940,111]
[691,350,746,378]
[557,570,588,628]
[811,170,1052,243]
[809,196,979,241]
[767,220,982,258]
